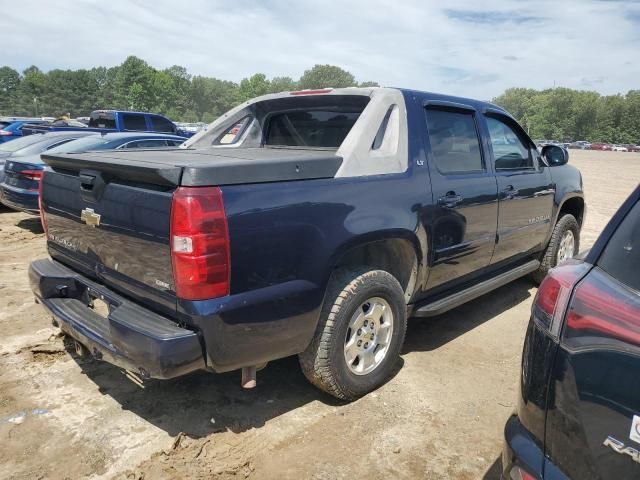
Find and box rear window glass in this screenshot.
[0,133,46,152]
[265,109,362,148]
[598,199,640,291]
[425,109,484,174]
[0,121,12,129]
[89,112,116,129]
[46,136,107,154]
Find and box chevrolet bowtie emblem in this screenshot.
[80,208,101,227]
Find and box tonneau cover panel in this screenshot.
[42,147,343,186]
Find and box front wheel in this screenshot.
[531,213,580,284]
[299,268,407,401]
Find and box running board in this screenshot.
[412,260,540,318]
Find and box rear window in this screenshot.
[598,199,640,291]
[89,112,116,129]
[0,133,46,152]
[0,121,12,129]
[265,109,363,148]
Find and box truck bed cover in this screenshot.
[41,147,343,187]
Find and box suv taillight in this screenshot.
[564,268,640,348]
[532,261,590,336]
[38,171,47,233]
[170,186,230,300]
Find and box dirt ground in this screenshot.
[0,150,638,480]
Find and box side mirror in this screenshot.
[541,144,569,166]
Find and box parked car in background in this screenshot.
[591,143,613,151]
[630,145,640,153]
[0,132,185,214]
[30,87,585,400]
[0,131,96,184]
[0,119,49,143]
[568,140,591,149]
[612,144,629,152]
[503,184,640,480]
[21,110,193,138]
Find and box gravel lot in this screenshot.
[1,150,638,480]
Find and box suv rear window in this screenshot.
[598,199,640,291]
[265,109,362,148]
[89,112,116,129]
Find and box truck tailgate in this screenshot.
[40,147,342,313]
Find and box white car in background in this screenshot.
[612,144,629,152]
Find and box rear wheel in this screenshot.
[531,213,580,284]
[299,268,407,401]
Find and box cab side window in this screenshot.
[425,109,484,174]
[486,116,534,170]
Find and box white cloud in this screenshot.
[2,0,639,99]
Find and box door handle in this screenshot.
[502,185,519,199]
[438,191,464,208]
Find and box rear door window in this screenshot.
[598,199,640,291]
[425,109,484,174]
[122,114,148,131]
[265,110,362,148]
[150,116,176,133]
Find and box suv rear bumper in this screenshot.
[29,258,206,379]
[502,414,569,480]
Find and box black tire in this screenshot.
[531,214,580,284]
[299,268,407,401]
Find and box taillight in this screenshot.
[532,261,590,336]
[21,169,43,186]
[170,186,230,300]
[38,171,47,233]
[509,466,536,480]
[0,130,13,136]
[564,268,640,348]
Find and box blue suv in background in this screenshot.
[0,132,185,214]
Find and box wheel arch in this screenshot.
[328,231,422,303]
[557,194,585,227]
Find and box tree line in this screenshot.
[492,87,640,144]
[0,56,377,123]
[0,56,638,143]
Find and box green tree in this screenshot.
[237,73,270,102]
[0,67,20,114]
[298,64,356,89]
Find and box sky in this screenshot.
[2,0,640,99]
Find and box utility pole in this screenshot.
[33,97,38,117]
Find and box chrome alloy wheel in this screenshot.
[344,297,394,375]
[557,230,575,264]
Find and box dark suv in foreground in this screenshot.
[503,184,640,480]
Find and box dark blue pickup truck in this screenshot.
[22,110,192,138]
[29,87,584,400]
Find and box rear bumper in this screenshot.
[0,184,39,214]
[502,415,569,480]
[29,258,206,379]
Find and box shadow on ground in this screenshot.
[16,216,44,234]
[63,278,532,440]
[403,277,533,354]
[482,456,502,479]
